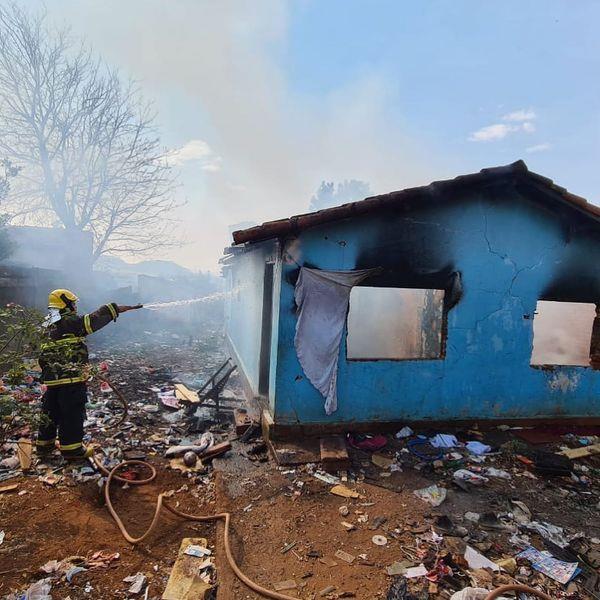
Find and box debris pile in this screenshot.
[1,334,599,599]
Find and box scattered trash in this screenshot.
[347,433,387,451]
[509,500,531,525]
[330,484,360,498]
[465,441,491,455]
[372,452,394,469]
[184,544,211,557]
[413,484,447,506]
[123,572,146,594]
[273,580,297,591]
[453,469,488,485]
[0,530,4,545]
[335,549,355,564]
[183,451,198,467]
[314,471,340,485]
[65,565,87,583]
[338,505,349,516]
[395,426,413,439]
[430,434,459,448]
[0,456,19,469]
[526,520,570,548]
[372,534,387,546]
[485,467,511,479]
[496,556,517,574]
[20,578,52,600]
[386,560,414,576]
[449,588,490,600]
[386,577,414,600]
[163,537,214,599]
[464,545,500,571]
[404,563,428,578]
[517,546,579,584]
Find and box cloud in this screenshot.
[469,121,535,142]
[502,109,536,122]
[526,143,552,153]
[469,123,515,142]
[168,139,222,171]
[521,121,535,133]
[469,107,537,142]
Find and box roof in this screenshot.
[232,160,600,245]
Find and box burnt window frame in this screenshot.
[529,299,599,369]
[344,285,450,362]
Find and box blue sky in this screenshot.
[284,1,600,188]
[19,1,600,270]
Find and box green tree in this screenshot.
[0,303,46,444]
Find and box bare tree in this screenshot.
[0,4,179,261]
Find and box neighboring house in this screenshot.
[0,226,93,309]
[222,161,600,436]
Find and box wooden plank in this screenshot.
[17,438,32,472]
[234,408,252,436]
[320,436,350,473]
[199,441,232,461]
[0,483,19,494]
[174,384,199,404]
[268,438,320,466]
[162,538,213,600]
[558,443,600,459]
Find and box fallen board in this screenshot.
[0,483,19,494]
[174,384,199,404]
[17,438,32,471]
[199,441,232,461]
[268,438,320,466]
[162,537,213,600]
[320,436,350,473]
[558,443,600,459]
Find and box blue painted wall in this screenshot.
[272,184,600,425]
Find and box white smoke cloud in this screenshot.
[168,139,222,171]
[20,0,443,270]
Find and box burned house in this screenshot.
[222,161,600,434]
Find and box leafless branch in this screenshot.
[0,3,180,260]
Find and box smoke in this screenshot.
[16,1,444,271]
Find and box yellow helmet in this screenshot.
[48,289,78,310]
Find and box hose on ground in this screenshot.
[93,376,551,600]
[484,584,553,599]
[94,458,298,600]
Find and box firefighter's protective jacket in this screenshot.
[39,303,119,386]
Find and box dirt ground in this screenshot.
[1,333,600,599]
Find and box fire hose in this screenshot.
[92,374,298,600]
[484,584,553,599]
[94,376,554,600]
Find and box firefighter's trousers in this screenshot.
[36,382,88,458]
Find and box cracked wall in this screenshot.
[272,181,600,424]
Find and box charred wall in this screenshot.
[271,181,600,425]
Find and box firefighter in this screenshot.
[36,289,142,460]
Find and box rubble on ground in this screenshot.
[1,333,599,599]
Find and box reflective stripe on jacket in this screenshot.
[39,303,119,386]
